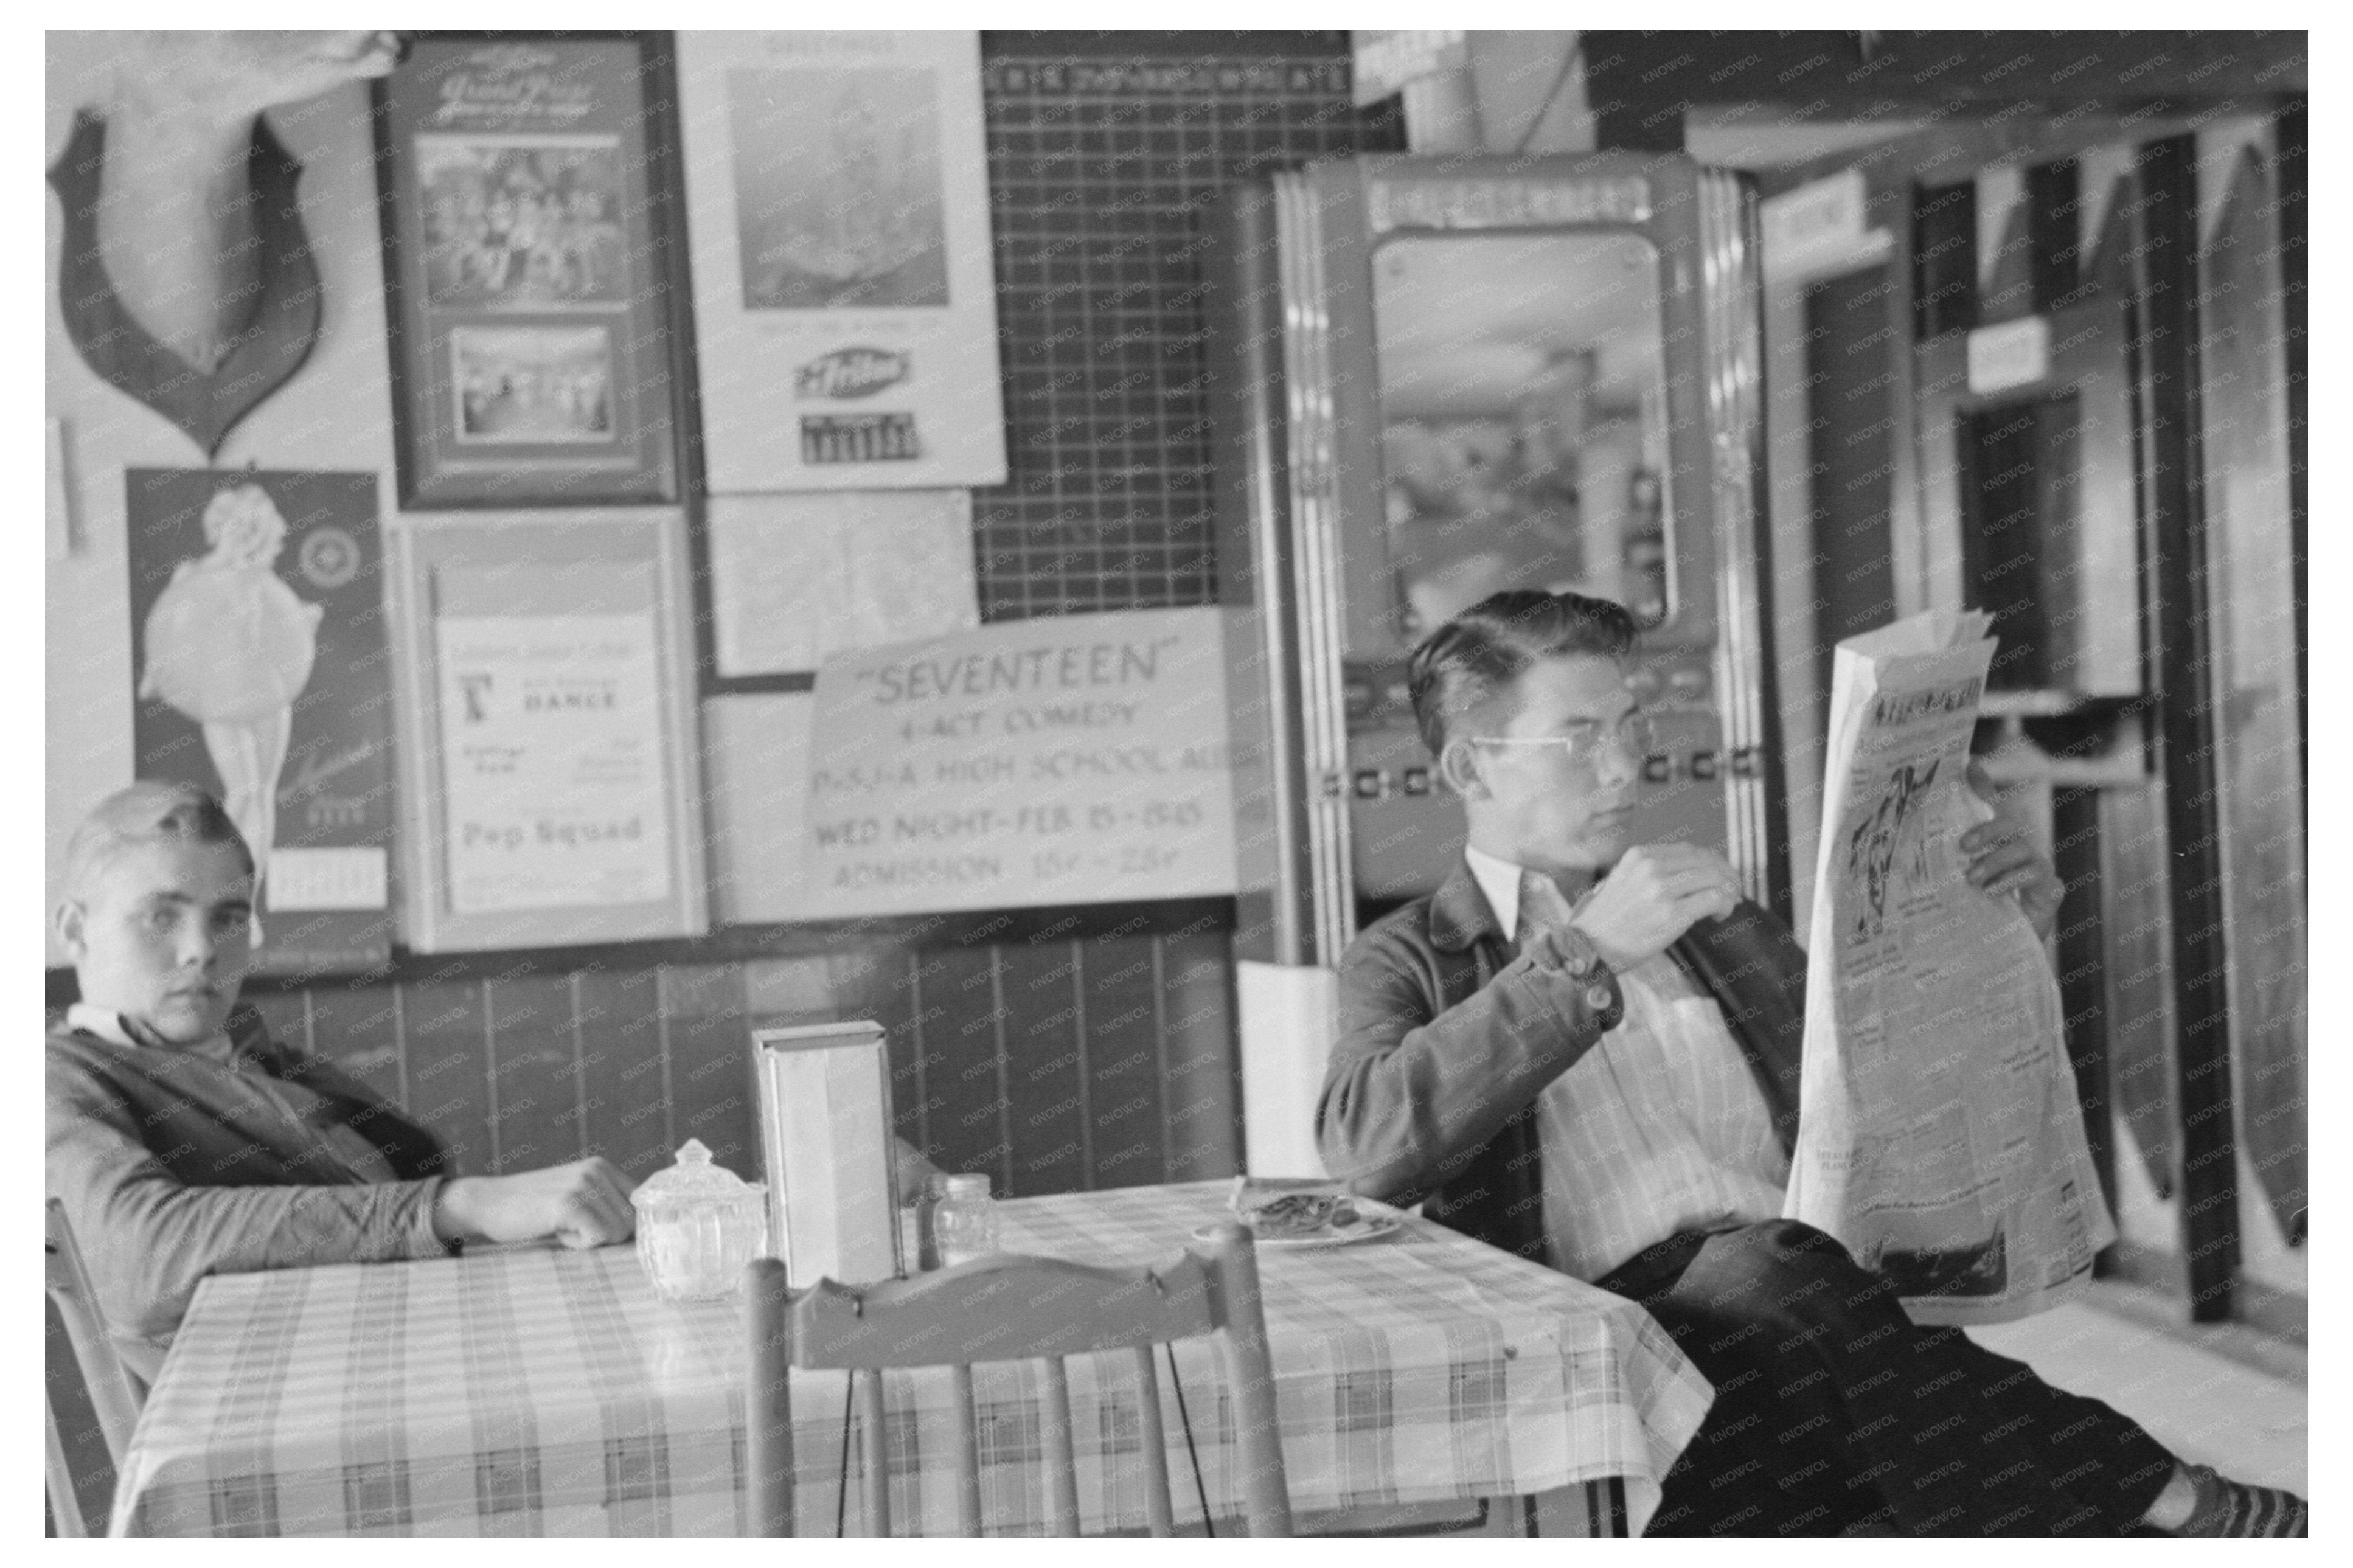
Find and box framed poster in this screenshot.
[676,30,1007,491]
[373,34,690,507]
[387,510,708,950]
[125,470,394,978]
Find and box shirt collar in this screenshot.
[64,1002,136,1047]
[65,1001,238,1063]
[1462,843,1525,942]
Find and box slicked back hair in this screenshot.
[61,781,254,904]
[1406,590,1640,758]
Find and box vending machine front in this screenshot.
[1210,154,1786,1171]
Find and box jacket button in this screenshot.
[1584,985,1615,1012]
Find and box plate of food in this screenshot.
[1197,1178,1403,1248]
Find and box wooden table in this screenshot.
[112,1181,1709,1536]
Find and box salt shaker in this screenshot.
[931,1173,1001,1266]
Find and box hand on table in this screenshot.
[894,1134,948,1196]
[434,1156,638,1251]
[1961,759,2065,942]
[1569,842,1742,974]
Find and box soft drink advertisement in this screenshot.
[125,468,394,975]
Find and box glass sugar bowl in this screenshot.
[629,1139,768,1302]
[932,1173,1002,1267]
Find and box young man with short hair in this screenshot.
[47,782,638,1384]
[1320,589,2303,1537]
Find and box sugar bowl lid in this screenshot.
[630,1139,762,1215]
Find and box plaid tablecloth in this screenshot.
[113,1181,1710,1537]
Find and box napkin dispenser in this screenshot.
[751,1021,903,1286]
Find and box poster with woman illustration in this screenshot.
[125,469,393,977]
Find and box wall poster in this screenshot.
[704,490,980,684]
[389,511,707,950]
[676,30,1007,491]
[125,469,394,977]
[374,34,690,507]
[804,608,1237,919]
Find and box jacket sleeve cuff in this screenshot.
[1524,924,1626,1032]
[405,1175,461,1258]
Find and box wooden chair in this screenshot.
[44,1198,144,1535]
[745,1220,1291,1538]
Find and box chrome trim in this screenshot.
[1366,175,1653,233]
[1274,172,1359,964]
[1698,170,1776,905]
[1233,186,1310,966]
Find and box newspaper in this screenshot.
[1783,609,2115,1325]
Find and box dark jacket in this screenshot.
[46,1006,451,1382]
[1318,858,1809,1264]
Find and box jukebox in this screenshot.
[1210,154,1785,1173]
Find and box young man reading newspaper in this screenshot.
[1320,591,2303,1538]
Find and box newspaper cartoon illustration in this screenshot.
[1843,755,1940,942]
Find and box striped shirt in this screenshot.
[1465,848,1789,1281]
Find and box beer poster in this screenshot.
[124,469,394,976]
[676,30,1007,491]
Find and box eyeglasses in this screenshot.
[1468,709,1656,772]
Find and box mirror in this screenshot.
[1371,232,1674,642]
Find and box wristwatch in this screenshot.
[1531,923,1625,1029]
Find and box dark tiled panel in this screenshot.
[484,972,581,1175]
[241,990,311,1059]
[305,984,405,1112]
[1080,932,1167,1188]
[999,941,1089,1197]
[1086,943,1169,1192]
[1161,929,1242,1182]
[660,965,758,1176]
[917,946,1015,1189]
[576,965,672,1181]
[398,978,492,1179]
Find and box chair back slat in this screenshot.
[44,1199,142,1468]
[1204,1224,1292,1537]
[857,1366,890,1536]
[46,1390,88,1537]
[1130,1344,1175,1537]
[745,1220,1290,1538]
[947,1363,982,1535]
[792,1250,1218,1369]
[746,1257,796,1538]
[1034,1356,1080,1535]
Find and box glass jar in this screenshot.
[628,1139,768,1302]
[931,1173,1001,1267]
[911,1173,948,1272]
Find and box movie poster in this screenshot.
[125,470,393,976]
[677,31,1006,491]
